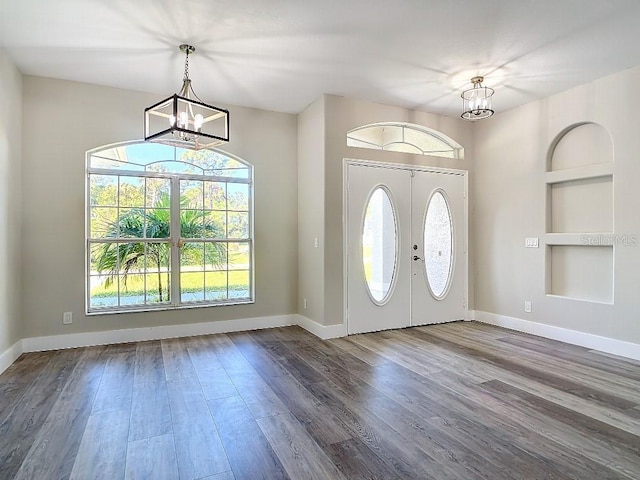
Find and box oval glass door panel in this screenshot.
[362,187,398,304]
[424,190,453,298]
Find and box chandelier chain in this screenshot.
[183,51,190,81]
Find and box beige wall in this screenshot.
[0,49,23,353]
[473,66,640,344]
[21,76,298,338]
[8,61,640,350]
[297,96,325,323]
[319,94,475,326]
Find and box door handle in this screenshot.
[413,255,422,261]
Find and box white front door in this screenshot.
[410,170,466,326]
[346,162,466,335]
[346,164,411,334]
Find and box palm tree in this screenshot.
[93,193,225,302]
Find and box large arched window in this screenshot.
[347,122,464,159]
[86,141,253,313]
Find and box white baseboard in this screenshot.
[0,339,24,375]
[475,310,640,361]
[296,314,346,339]
[8,309,638,368]
[22,314,296,352]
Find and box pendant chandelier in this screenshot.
[144,44,229,150]
[461,76,494,121]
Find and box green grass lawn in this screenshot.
[91,269,249,297]
[91,248,250,298]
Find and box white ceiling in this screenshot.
[2,0,640,118]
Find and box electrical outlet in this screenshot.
[303,298,308,310]
[63,311,73,325]
[525,237,539,248]
[524,301,532,313]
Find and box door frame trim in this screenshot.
[343,158,469,334]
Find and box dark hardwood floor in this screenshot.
[1,321,639,480]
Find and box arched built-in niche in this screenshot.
[548,122,613,172]
[545,123,614,303]
[347,122,464,159]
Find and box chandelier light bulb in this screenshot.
[194,114,204,131]
[179,111,188,128]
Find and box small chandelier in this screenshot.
[461,76,494,121]
[144,44,229,150]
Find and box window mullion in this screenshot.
[170,177,181,306]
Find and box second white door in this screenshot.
[410,170,466,326]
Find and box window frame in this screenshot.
[347,122,464,159]
[85,140,254,315]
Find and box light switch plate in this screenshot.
[525,237,539,248]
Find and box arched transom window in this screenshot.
[347,122,464,159]
[86,141,253,313]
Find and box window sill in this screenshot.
[86,298,255,316]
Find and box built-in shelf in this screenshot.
[544,122,615,305]
[549,176,613,234]
[545,163,613,184]
[545,294,614,306]
[544,233,614,245]
[547,244,613,303]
